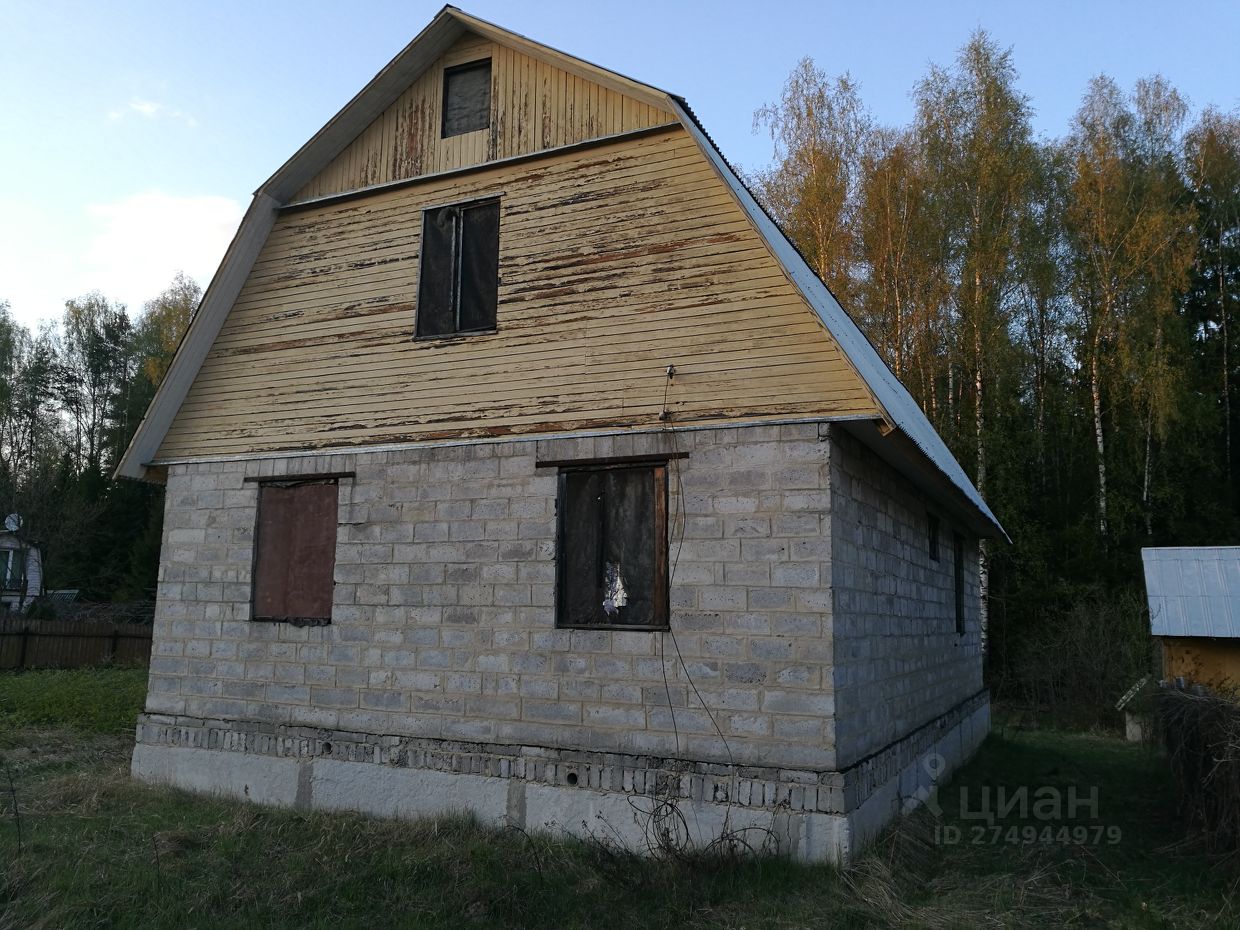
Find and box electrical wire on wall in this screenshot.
[657,363,738,824]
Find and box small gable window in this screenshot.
[416,199,500,339]
[556,463,669,629]
[442,59,491,137]
[253,478,339,625]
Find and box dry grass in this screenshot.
[0,670,1237,928]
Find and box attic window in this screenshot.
[442,59,491,137]
[556,463,669,630]
[416,198,500,338]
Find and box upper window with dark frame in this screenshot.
[556,463,669,629]
[253,479,339,624]
[415,199,500,339]
[928,513,940,562]
[442,59,491,137]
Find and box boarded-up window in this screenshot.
[253,480,338,623]
[557,464,668,629]
[953,532,965,634]
[416,199,500,338]
[442,59,491,137]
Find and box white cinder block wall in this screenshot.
[146,423,838,769]
[828,429,985,769]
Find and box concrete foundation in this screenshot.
[133,691,987,863]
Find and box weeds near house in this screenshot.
[0,669,1237,929]
[0,667,148,735]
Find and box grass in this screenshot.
[0,669,1235,929]
[0,667,148,735]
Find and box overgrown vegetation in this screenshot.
[0,667,148,735]
[1160,686,1240,853]
[0,669,1235,928]
[752,37,1240,721]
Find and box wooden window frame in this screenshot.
[554,460,670,631]
[251,477,341,627]
[414,197,500,341]
[441,58,492,138]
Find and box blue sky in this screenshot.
[3,0,1238,329]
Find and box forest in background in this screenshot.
[0,274,199,601]
[750,32,1240,716]
[2,30,1236,717]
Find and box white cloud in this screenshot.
[83,192,244,311]
[0,192,244,327]
[108,98,198,128]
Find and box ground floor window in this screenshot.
[252,478,339,624]
[556,462,668,629]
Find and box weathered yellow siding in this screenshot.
[293,33,676,202]
[1162,637,1240,689]
[156,127,880,460]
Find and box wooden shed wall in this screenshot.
[1162,636,1240,689]
[293,33,676,203]
[156,127,879,461]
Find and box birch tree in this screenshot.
[1063,77,1195,539]
[1185,108,1240,490]
[752,58,870,307]
[913,32,1037,637]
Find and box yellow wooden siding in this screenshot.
[293,33,675,202]
[156,128,879,460]
[1162,637,1240,689]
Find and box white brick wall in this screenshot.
[147,422,838,770]
[827,427,984,767]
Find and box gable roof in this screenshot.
[116,5,1004,540]
[1143,547,1240,638]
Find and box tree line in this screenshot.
[752,32,1240,715]
[0,274,199,602]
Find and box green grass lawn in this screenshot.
[0,668,1235,929]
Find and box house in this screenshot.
[120,7,1004,862]
[0,531,42,611]
[1143,547,1240,691]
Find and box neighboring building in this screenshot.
[0,532,42,611]
[119,7,1005,862]
[1143,547,1240,691]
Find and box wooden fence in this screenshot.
[0,617,152,670]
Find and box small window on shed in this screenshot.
[416,198,500,338]
[928,513,940,562]
[557,463,669,629]
[953,531,965,635]
[442,59,491,137]
[253,479,339,624]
